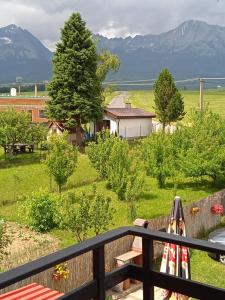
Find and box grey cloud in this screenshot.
[0,0,224,50]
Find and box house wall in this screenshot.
[0,97,48,123]
[109,119,118,135]
[118,118,153,138]
[102,115,118,135]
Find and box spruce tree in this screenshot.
[48,13,102,147]
[154,69,185,130]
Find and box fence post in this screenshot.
[142,238,154,300]
[93,246,105,300]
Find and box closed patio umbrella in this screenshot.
[160,196,191,300]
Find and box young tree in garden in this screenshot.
[22,190,59,233]
[142,132,174,188]
[28,123,48,147]
[66,188,115,241]
[107,139,144,200]
[88,132,144,200]
[154,69,185,130]
[45,133,78,193]
[86,129,118,178]
[125,165,144,221]
[90,186,115,235]
[0,109,47,155]
[65,192,91,242]
[48,13,102,148]
[107,139,131,199]
[174,109,225,182]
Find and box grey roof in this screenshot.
[104,108,156,119]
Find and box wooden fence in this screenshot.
[1,190,225,294]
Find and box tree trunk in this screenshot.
[75,117,84,150]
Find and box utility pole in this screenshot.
[199,78,204,112]
[34,84,38,97]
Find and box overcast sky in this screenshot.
[0,0,224,50]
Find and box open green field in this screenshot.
[129,89,225,118]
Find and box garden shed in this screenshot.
[48,121,77,144]
[91,107,156,139]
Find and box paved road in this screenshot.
[108,91,130,108]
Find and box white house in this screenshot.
[91,106,156,139]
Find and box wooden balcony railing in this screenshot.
[1,226,225,300]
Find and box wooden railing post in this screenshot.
[93,246,105,300]
[142,238,154,300]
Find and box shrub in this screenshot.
[86,129,118,178]
[45,133,78,193]
[23,190,59,232]
[142,132,174,188]
[87,130,144,201]
[174,109,225,182]
[90,186,115,235]
[0,219,10,264]
[65,187,115,241]
[107,139,130,199]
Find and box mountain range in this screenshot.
[1,20,225,83]
[0,24,52,82]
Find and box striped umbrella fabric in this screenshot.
[160,196,191,300]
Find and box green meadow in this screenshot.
[129,89,225,118]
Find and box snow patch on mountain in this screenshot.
[0,37,12,44]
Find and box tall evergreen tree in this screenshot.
[154,69,185,130]
[48,13,102,147]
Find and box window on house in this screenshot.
[39,110,46,118]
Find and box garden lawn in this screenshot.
[191,249,225,289]
[0,147,220,246]
[0,149,225,287]
[129,89,225,119]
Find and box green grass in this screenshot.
[0,148,224,286]
[191,249,225,289]
[191,220,225,289]
[0,147,220,245]
[129,89,225,118]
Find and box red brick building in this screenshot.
[0,97,49,123]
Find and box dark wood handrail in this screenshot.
[1,226,225,299]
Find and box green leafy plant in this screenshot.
[90,186,115,235]
[174,109,225,183]
[0,219,10,264]
[88,132,144,201]
[45,133,78,193]
[142,132,174,188]
[86,129,118,178]
[22,190,59,232]
[65,187,115,241]
[48,13,102,148]
[0,109,47,155]
[154,68,185,130]
[106,139,131,199]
